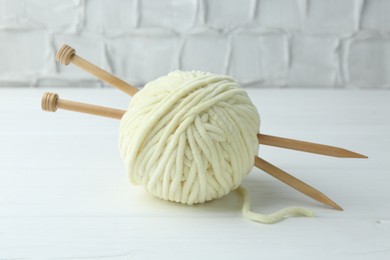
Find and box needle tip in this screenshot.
[321,194,343,211]
[343,150,368,159]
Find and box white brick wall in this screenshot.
[0,0,389,88]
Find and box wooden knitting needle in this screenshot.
[255,157,343,210]
[41,92,342,210]
[56,45,139,96]
[56,44,367,160]
[41,92,125,119]
[258,134,367,158]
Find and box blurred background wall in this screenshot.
[0,0,389,88]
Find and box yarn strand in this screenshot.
[237,186,314,224]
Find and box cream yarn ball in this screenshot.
[119,70,260,205]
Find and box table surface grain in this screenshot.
[0,88,389,260]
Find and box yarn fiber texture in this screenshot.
[119,71,260,205]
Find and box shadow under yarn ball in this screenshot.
[119,71,260,205]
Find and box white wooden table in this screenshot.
[0,88,389,259]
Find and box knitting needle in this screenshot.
[56,45,366,159]
[56,45,139,96]
[55,44,365,158]
[41,92,342,209]
[254,156,343,210]
[258,134,367,159]
[41,92,125,119]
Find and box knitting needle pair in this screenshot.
[42,45,367,211]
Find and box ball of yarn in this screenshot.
[119,71,260,205]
